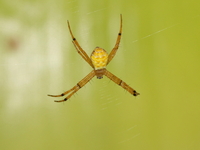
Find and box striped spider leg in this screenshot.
[48,70,95,102]
[48,14,139,102]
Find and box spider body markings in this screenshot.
[91,47,108,70]
[48,14,140,102]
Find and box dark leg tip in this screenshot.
[133,90,140,96]
[54,98,68,102]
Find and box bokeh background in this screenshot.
[1,0,200,150]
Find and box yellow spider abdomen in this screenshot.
[91,47,108,70]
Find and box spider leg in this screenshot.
[104,69,139,96]
[67,21,94,68]
[48,70,95,102]
[71,41,94,68]
[107,14,122,64]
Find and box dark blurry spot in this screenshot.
[7,37,20,51]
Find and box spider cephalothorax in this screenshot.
[48,15,139,102]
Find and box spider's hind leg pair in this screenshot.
[48,15,140,102]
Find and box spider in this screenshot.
[48,14,140,102]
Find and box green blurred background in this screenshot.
[1,0,200,150]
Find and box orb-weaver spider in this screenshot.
[48,14,140,102]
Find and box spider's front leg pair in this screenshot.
[104,70,139,96]
[48,69,139,102]
[48,70,95,102]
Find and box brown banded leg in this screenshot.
[48,70,95,102]
[104,69,139,96]
[67,21,94,68]
[107,14,122,64]
[71,41,94,68]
